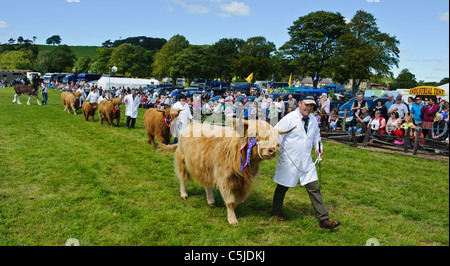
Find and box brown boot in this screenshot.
[320,219,340,229]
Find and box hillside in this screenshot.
[36,44,99,58]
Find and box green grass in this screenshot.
[0,88,448,246]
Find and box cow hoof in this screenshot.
[228,219,238,225]
[181,195,188,201]
[208,203,215,207]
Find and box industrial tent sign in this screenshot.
[409,86,445,96]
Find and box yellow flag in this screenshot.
[246,73,253,83]
[288,73,292,88]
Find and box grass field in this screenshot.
[0,88,448,246]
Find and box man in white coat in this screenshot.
[172,94,192,144]
[124,89,140,129]
[271,93,340,229]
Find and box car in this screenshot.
[339,97,389,127]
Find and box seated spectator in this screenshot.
[349,106,370,133]
[328,107,339,131]
[368,110,387,134]
[386,111,402,136]
[432,113,448,141]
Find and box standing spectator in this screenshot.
[286,95,297,114]
[387,95,409,120]
[431,113,448,141]
[384,93,395,113]
[371,99,388,121]
[422,96,439,139]
[123,88,140,129]
[275,96,285,119]
[410,96,424,127]
[319,93,330,115]
[41,84,48,105]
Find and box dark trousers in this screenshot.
[271,181,330,222]
[126,116,136,128]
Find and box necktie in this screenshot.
[302,116,309,133]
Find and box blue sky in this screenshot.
[0,0,448,82]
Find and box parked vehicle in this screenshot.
[339,97,389,127]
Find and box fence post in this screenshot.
[343,109,347,131]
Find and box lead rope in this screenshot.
[278,142,322,173]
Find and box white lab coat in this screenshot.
[172,101,193,137]
[274,108,321,187]
[124,94,140,118]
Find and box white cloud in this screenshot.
[366,0,380,2]
[0,19,9,28]
[439,12,449,21]
[66,0,80,2]
[167,0,250,18]
[219,1,250,16]
[187,4,210,14]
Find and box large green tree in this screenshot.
[237,36,276,81]
[89,47,114,74]
[152,34,190,83]
[332,10,400,96]
[206,38,244,86]
[390,69,417,90]
[73,56,92,73]
[171,46,208,86]
[48,45,75,72]
[280,11,346,88]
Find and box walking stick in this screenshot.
[318,141,322,189]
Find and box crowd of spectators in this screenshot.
[48,80,450,143]
[347,93,449,144]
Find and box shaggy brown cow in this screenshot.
[12,79,42,105]
[98,99,121,127]
[159,118,295,224]
[82,101,98,122]
[62,92,82,115]
[143,107,181,148]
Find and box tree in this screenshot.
[332,10,400,96]
[206,38,244,86]
[152,34,190,84]
[48,45,75,72]
[8,38,15,44]
[33,36,37,44]
[237,36,276,81]
[109,43,153,77]
[0,48,34,70]
[280,11,346,88]
[171,46,208,86]
[73,56,92,73]
[17,36,24,44]
[390,69,417,89]
[102,39,114,47]
[46,35,62,45]
[89,47,114,74]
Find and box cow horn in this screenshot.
[278,125,297,134]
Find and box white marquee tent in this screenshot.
[438,83,449,102]
[97,77,159,90]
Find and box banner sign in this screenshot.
[409,86,445,96]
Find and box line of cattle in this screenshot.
[12,83,297,225]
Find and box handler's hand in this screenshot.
[316,149,324,157]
